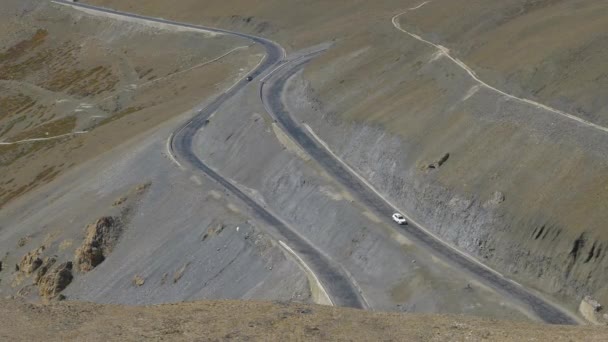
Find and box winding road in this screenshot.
[52,0,365,309]
[54,0,579,324]
[261,54,579,325]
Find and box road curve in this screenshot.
[261,53,580,325]
[52,0,366,309]
[53,0,578,323]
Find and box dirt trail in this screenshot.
[392,1,608,134]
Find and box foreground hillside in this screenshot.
[0,299,606,341]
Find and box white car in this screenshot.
[392,213,407,225]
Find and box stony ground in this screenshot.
[1,299,606,341]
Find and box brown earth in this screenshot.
[0,0,262,209]
[0,299,606,341]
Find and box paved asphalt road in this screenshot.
[52,0,366,309]
[261,55,579,325]
[56,0,577,324]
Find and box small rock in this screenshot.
[484,191,505,208]
[173,263,189,284]
[135,182,151,192]
[34,257,57,285]
[19,247,45,274]
[132,274,145,287]
[584,295,602,312]
[17,236,31,248]
[38,262,73,300]
[17,286,34,298]
[75,245,104,273]
[427,153,450,170]
[112,197,127,207]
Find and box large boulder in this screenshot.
[74,244,104,272]
[75,216,122,272]
[33,257,57,285]
[18,247,44,274]
[38,262,73,300]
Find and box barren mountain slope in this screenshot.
[300,0,608,317]
[403,0,608,124]
[0,0,262,208]
[87,0,608,319]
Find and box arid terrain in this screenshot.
[1,0,608,338]
[2,299,608,341]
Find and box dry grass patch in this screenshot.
[0,166,61,207]
[44,65,119,97]
[8,116,76,142]
[0,29,48,63]
[0,94,36,121]
[100,106,144,125]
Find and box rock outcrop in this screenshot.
[18,247,44,274]
[427,153,450,170]
[38,262,73,300]
[75,217,122,272]
[484,191,505,208]
[132,274,145,287]
[33,257,56,285]
[74,243,104,273]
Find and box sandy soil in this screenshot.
[1,299,607,341]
